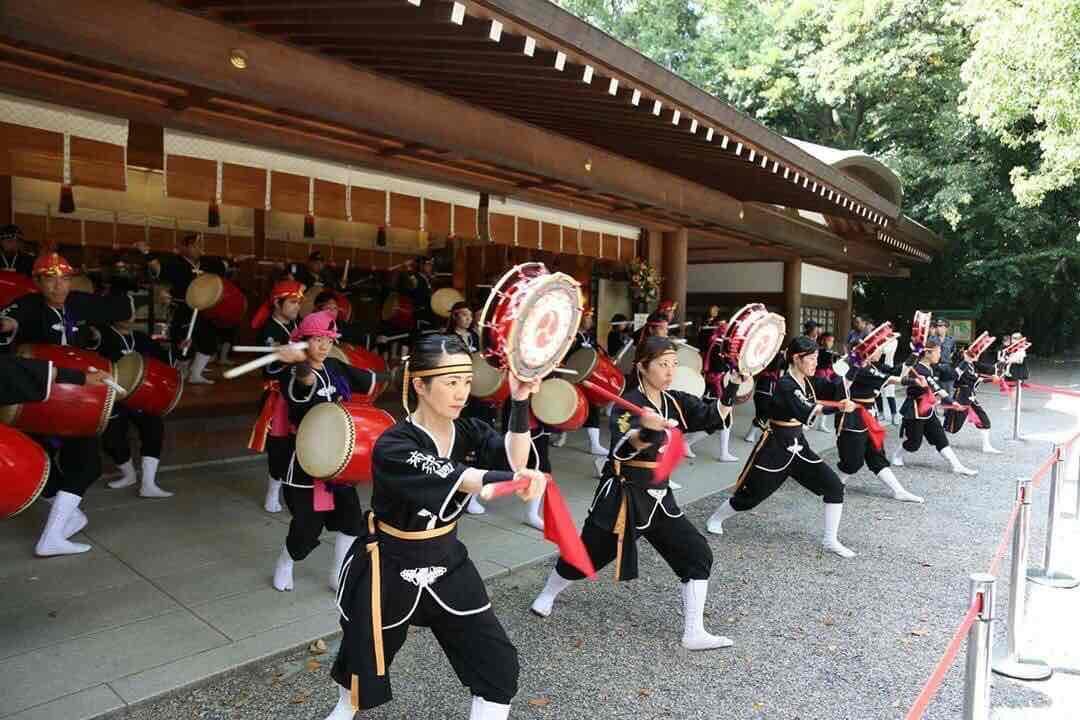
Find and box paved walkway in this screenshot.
[0,400,793,720]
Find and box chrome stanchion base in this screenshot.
[992,654,1053,681]
[1027,567,1080,589]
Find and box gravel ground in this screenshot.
[118,363,1080,720]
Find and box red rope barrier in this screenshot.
[903,593,984,720]
[1030,453,1058,489]
[987,500,1022,577]
[1020,381,1080,398]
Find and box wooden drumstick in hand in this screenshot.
[224,342,309,379]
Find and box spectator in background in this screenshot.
[803,319,821,342]
[846,315,869,352]
[933,319,956,398]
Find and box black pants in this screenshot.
[752,393,771,430]
[170,305,218,357]
[283,484,365,561]
[944,403,991,433]
[901,415,949,452]
[38,436,101,497]
[556,512,712,582]
[836,431,889,475]
[584,403,601,430]
[102,410,164,464]
[266,435,293,481]
[731,433,845,511]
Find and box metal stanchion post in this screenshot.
[993,478,1053,680]
[963,574,996,720]
[1012,381,1023,441]
[1029,446,1079,588]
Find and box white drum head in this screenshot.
[670,366,705,397]
[431,287,465,318]
[530,378,580,425]
[832,358,850,378]
[563,347,599,385]
[470,352,506,398]
[505,273,583,381]
[185,273,224,311]
[739,313,785,376]
[114,353,146,396]
[675,343,702,373]
[296,403,353,480]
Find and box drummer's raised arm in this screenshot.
[504,373,540,470]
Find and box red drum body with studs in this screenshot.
[115,353,184,417]
[910,311,932,351]
[0,344,116,437]
[0,424,50,519]
[478,263,583,381]
[562,347,624,405]
[328,343,388,403]
[0,272,37,308]
[186,273,248,328]
[295,401,394,485]
[380,292,414,331]
[530,378,588,431]
[851,322,898,367]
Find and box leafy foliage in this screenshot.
[555,0,1080,353]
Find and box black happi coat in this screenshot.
[944,358,995,432]
[0,356,84,405]
[900,362,955,420]
[746,372,835,476]
[1,291,133,349]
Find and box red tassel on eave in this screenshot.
[58,184,75,214]
[304,214,315,239]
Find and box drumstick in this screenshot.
[609,320,634,326]
[223,342,309,380]
[181,308,198,357]
[551,367,578,375]
[88,366,127,397]
[232,346,283,353]
[614,339,634,363]
[480,476,535,501]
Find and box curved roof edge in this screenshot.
[785,138,903,209]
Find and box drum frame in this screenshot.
[115,353,185,417]
[530,377,588,431]
[0,425,50,519]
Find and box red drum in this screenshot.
[300,287,353,323]
[186,273,248,328]
[563,347,625,405]
[114,353,184,417]
[965,331,996,361]
[478,262,583,381]
[530,378,588,431]
[851,322,899,367]
[910,311,931,351]
[381,292,414,331]
[723,303,786,376]
[295,401,394,484]
[470,352,510,405]
[328,342,388,403]
[0,344,116,436]
[0,424,50,519]
[0,272,38,308]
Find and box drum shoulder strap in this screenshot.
[664,391,689,428]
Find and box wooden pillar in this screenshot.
[783,257,803,339]
[837,273,854,350]
[661,227,688,316]
[0,175,12,226]
[645,228,663,273]
[253,208,266,259]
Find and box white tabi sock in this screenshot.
[330,533,355,592]
[264,477,283,513]
[980,428,1002,454]
[586,426,608,455]
[890,448,905,467]
[524,495,544,531]
[550,431,567,447]
[189,352,215,384]
[877,467,923,503]
[680,579,734,650]
[743,425,760,444]
[470,696,511,720]
[35,491,92,557]
[530,567,572,618]
[716,427,738,462]
[273,545,294,591]
[822,503,856,558]
[108,460,137,489]
[940,446,978,475]
[139,456,172,498]
[706,499,738,535]
[466,496,486,515]
[323,685,355,720]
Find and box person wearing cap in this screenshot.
[249,280,306,513]
[323,333,544,720]
[889,337,978,475]
[266,310,384,593]
[91,266,175,499]
[149,233,218,384]
[707,335,860,558]
[0,251,132,557]
[0,224,34,276]
[551,307,608,457]
[943,334,1003,454]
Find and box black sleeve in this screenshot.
[973,360,997,376]
[467,418,514,473]
[67,291,134,327]
[0,293,40,345]
[609,405,644,461]
[134,332,171,363]
[0,357,83,404]
[779,378,820,424]
[669,390,726,433]
[342,363,378,395]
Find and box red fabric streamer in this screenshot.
[917,391,937,417]
[858,406,886,450]
[966,407,985,429]
[247,382,281,452]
